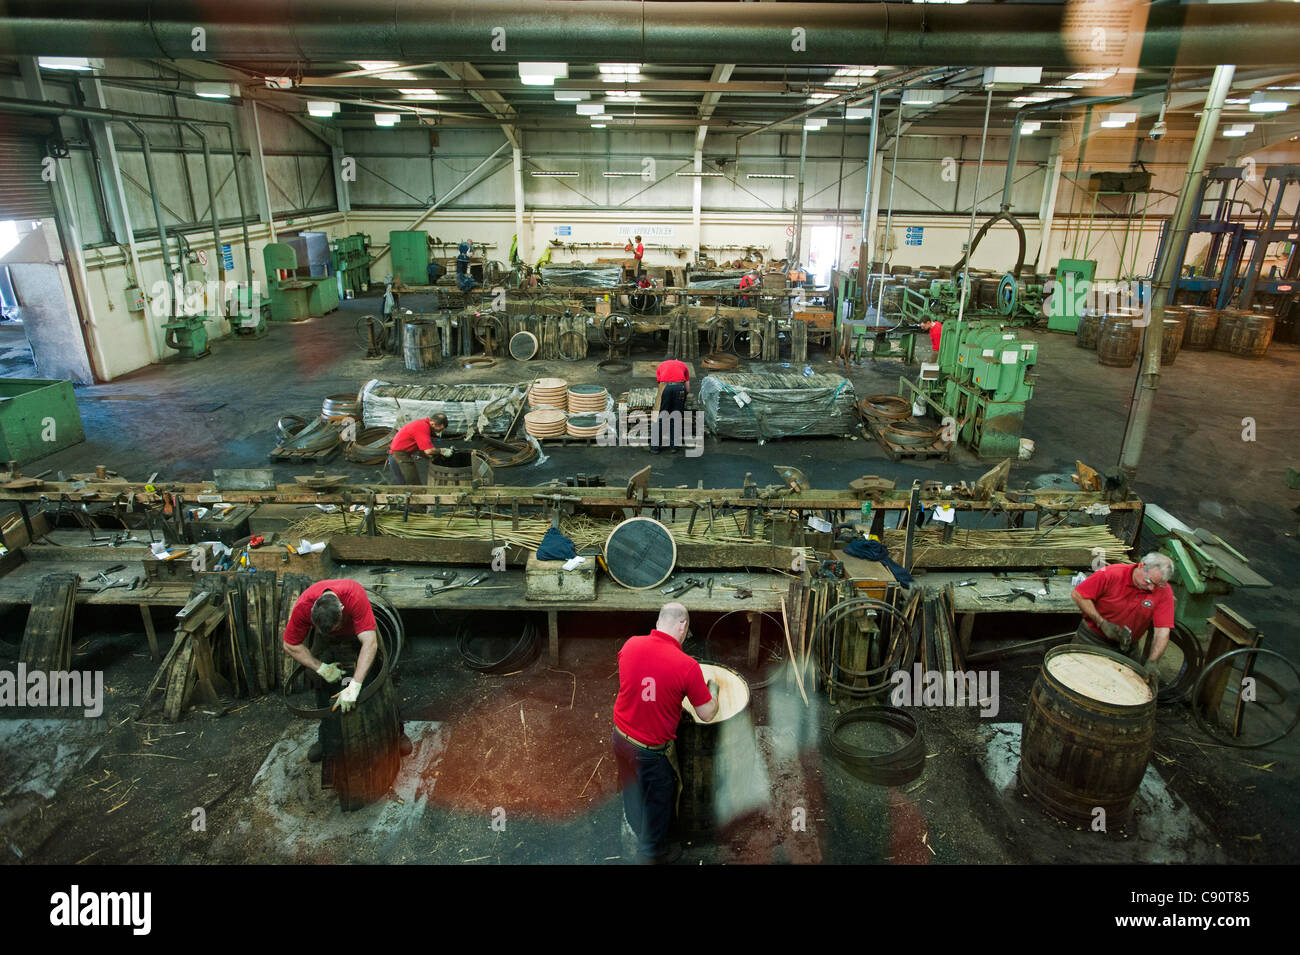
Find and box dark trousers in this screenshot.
[386,450,421,485]
[1072,620,1144,662]
[651,382,687,451]
[612,730,677,860]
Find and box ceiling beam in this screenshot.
[439,61,520,148]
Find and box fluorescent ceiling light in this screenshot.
[607,90,642,100]
[307,101,340,117]
[676,171,724,177]
[590,123,607,129]
[399,89,441,100]
[1224,98,1252,105]
[1100,111,1136,128]
[531,171,579,177]
[902,88,938,105]
[1067,70,1117,82]
[1249,91,1290,112]
[803,121,825,131]
[1020,121,1042,134]
[554,89,590,102]
[599,63,641,77]
[38,57,95,71]
[805,93,836,105]
[519,62,568,86]
[826,67,880,87]
[576,102,605,116]
[844,108,871,120]
[195,82,234,99]
[1223,123,1255,137]
[984,67,1043,88]
[1046,83,1085,90]
[603,171,643,177]
[747,174,795,180]
[354,61,401,72]
[591,114,613,122]
[374,113,401,127]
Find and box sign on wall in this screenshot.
[617,225,674,238]
[905,226,924,247]
[554,225,572,236]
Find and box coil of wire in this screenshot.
[456,618,540,673]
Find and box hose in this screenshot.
[456,617,541,673]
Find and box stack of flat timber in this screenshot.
[567,384,608,413]
[528,378,569,410]
[790,318,808,362]
[862,415,950,461]
[623,387,699,413]
[908,586,965,673]
[883,526,1129,569]
[18,573,78,671]
[269,416,343,464]
[360,379,520,436]
[697,372,858,440]
[525,408,567,439]
[761,315,780,360]
[665,311,701,360]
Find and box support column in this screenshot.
[858,90,880,311]
[793,127,808,265]
[249,100,276,242]
[1117,64,1234,479]
[513,142,527,266]
[1034,141,1064,271]
[692,146,703,263]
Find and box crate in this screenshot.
[524,554,596,601]
[0,378,85,465]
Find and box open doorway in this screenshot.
[808,225,839,287]
[0,219,41,377]
[0,218,93,382]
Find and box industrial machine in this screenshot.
[901,316,1038,458]
[162,314,210,361]
[390,230,432,286]
[1045,258,1097,333]
[330,233,372,299]
[263,243,339,321]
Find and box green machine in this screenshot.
[162,315,210,360]
[390,230,432,285]
[1046,258,1097,333]
[331,233,373,298]
[1141,503,1273,634]
[263,243,339,321]
[902,317,1038,458]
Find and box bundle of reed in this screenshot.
[883,524,1129,561]
[288,511,614,552]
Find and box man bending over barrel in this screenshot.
[282,579,412,761]
[386,412,451,485]
[612,602,718,864]
[1070,552,1175,692]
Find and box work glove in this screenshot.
[707,680,720,701]
[439,447,453,458]
[332,680,362,713]
[316,662,344,683]
[1099,619,1127,646]
[1145,661,1160,695]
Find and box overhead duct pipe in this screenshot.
[1,2,1295,66]
[123,121,177,322]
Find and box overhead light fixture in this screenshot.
[803,120,826,131]
[599,63,641,79]
[531,170,579,177]
[1249,90,1291,113]
[1100,111,1136,128]
[519,62,568,86]
[307,101,341,118]
[603,171,643,177]
[844,108,871,120]
[805,93,836,105]
[1020,121,1042,134]
[38,57,96,71]
[374,113,401,127]
[607,90,642,100]
[265,77,294,90]
[1224,98,1252,105]
[353,61,401,72]
[576,101,605,116]
[676,171,724,177]
[399,89,441,100]
[827,67,880,87]
[590,123,607,129]
[747,173,795,180]
[1223,124,1255,138]
[901,88,938,106]
[195,82,234,99]
[1067,70,1117,82]
[554,88,591,102]
[984,67,1043,89]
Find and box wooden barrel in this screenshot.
[1158,316,1185,365]
[1212,309,1245,352]
[1181,307,1218,349]
[1227,312,1274,358]
[319,646,402,812]
[676,663,756,835]
[427,449,484,486]
[604,517,676,590]
[1097,316,1139,367]
[1020,645,1155,824]
[403,320,440,370]
[1075,313,1102,350]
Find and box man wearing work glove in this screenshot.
[282,579,412,762]
[1070,552,1176,687]
[386,412,451,485]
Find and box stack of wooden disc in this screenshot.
[567,384,608,413]
[528,377,568,409]
[565,413,605,438]
[524,408,567,439]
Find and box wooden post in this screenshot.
[747,610,760,669]
[548,609,560,666]
[140,604,160,661]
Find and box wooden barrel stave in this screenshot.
[403,320,441,371]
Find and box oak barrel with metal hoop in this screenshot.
[676,663,756,835]
[1158,316,1185,365]
[1075,313,1102,350]
[403,320,440,370]
[1097,316,1139,367]
[1020,645,1155,824]
[1181,307,1218,350]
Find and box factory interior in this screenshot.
[0,2,1296,894]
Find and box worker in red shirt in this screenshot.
[651,358,690,454]
[386,412,451,484]
[738,271,758,307]
[625,235,645,280]
[282,579,413,761]
[921,319,942,352]
[1071,553,1176,689]
[612,603,719,864]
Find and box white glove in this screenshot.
[332,680,362,713]
[316,662,344,683]
[439,447,453,458]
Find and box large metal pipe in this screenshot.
[1,2,1294,66]
[858,89,880,313]
[1117,64,1234,479]
[0,96,255,285]
[186,123,227,291]
[124,121,176,320]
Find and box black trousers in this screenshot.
[652,382,687,450]
[612,730,678,860]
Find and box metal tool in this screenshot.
[661,576,703,598]
[414,570,458,581]
[424,571,487,598]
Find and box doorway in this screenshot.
[808,225,839,287]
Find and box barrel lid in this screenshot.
[509,331,538,361]
[682,663,750,724]
[604,516,676,590]
[1046,648,1153,706]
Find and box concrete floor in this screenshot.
[0,293,1296,865]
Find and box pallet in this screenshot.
[861,423,951,462]
[268,443,340,464]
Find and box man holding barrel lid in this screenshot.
[613,603,719,864]
[386,412,452,484]
[282,579,413,762]
[1070,553,1176,691]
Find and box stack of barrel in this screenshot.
[1213,308,1275,358]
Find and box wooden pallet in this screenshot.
[862,422,951,462]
